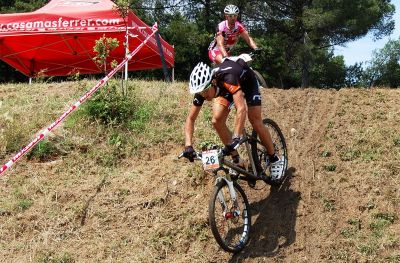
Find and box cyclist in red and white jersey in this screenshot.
[208,4,258,64]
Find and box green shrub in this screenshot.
[84,83,135,126]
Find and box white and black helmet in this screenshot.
[189,62,213,94]
[224,4,239,15]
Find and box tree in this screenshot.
[364,38,400,88]
[0,61,26,83]
[345,63,365,87]
[93,35,120,74]
[310,51,346,89]
[1,0,396,87]
[0,0,48,13]
[161,12,210,79]
[244,0,395,88]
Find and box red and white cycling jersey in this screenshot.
[208,20,246,52]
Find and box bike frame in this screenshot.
[216,131,263,183]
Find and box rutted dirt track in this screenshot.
[0,87,399,262]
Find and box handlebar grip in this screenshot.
[249,48,262,58]
[178,151,202,160]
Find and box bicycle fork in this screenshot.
[216,176,241,219]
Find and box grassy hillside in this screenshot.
[0,80,399,262]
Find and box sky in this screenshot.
[334,0,400,66]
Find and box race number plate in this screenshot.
[201,150,220,170]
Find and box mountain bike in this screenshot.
[179,118,288,253]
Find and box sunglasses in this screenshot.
[227,14,238,18]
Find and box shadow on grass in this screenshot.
[228,167,300,262]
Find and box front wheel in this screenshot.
[209,179,251,253]
[251,118,288,185]
[253,70,268,89]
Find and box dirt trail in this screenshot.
[0,88,399,263]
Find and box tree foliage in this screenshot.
[0,0,397,88]
[345,63,364,88]
[0,0,48,13]
[241,0,395,87]
[364,38,400,88]
[93,36,120,74]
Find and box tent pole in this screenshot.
[124,28,129,81]
[29,77,32,85]
[172,45,175,82]
[155,32,170,82]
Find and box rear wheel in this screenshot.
[253,70,268,89]
[209,180,251,253]
[251,118,288,185]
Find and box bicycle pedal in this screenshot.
[247,179,256,188]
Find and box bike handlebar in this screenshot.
[178,136,249,161]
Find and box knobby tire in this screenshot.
[208,180,251,253]
[251,118,288,185]
[253,69,268,89]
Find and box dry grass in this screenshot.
[0,81,399,262]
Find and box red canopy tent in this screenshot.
[0,0,174,77]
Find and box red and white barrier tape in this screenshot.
[0,23,158,176]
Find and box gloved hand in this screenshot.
[182,146,195,162]
[223,137,241,156]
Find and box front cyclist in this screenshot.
[182,59,285,183]
[208,4,259,65]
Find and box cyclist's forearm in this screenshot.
[247,37,257,50]
[184,119,195,146]
[242,31,257,50]
[218,46,228,58]
[216,35,228,57]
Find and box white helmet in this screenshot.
[224,4,239,15]
[189,62,213,94]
